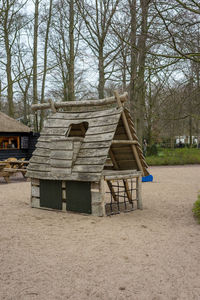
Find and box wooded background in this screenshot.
[0,0,199,146]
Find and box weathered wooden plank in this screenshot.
[50,150,73,160]
[30,156,50,165]
[104,173,141,181]
[50,140,73,150]
[84,132,114,142]
[70,172,101,182]
[50,159,72,168]
[103,170,139,176]
[46,114,121,128]
[51,168,72,176]
[36,141,50,148]
[33,148,50,157]
[26,170,49,179]
[72,165,103,173]
[75,157,106,165]
[78,148,108,157]
[49,107,122,120]
[41,127,67,136]
[28,163,51,172]
[87,124,117,135]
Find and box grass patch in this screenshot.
[146,148,200,166]
[193,195,200,224]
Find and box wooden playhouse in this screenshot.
[26,92,149,216]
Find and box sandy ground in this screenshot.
[0,165,200,300]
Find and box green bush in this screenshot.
[192,196,200,224]
[147,144,158,156]
[146,148,200,166]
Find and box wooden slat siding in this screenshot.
[75,157,107,165]
[40,128,68,136]
[36,141,50,148]
[73,165,103,173]
[28,163,51,172]
[70,172,101,182]
[81,141,111,149]
[51,168,71,176]
[50,160,72,168]
[32,148,50,157]
[87,124,117,135]
[27,170,101,182]
[77,148,108,157]
[50,150,73,160]
[45,114,121,129]
[26,170,50,179]
[84,132,114,143]
[49,107,122,120]
[50,140,73,150]
[30,156,50,164]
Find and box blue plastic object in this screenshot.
[142,174,153,182]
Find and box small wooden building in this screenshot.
[0,112,33,160]
[27,92,149,216]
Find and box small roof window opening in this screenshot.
[67,122,89,138]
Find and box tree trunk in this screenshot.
[129,0,137,120]
[134,0,149,144]
[0,80,2,111]
[40,0,53,130]
[98,46,105,99]
[33,0,39,131]
[68,0,75,101]
[4,7,14,117]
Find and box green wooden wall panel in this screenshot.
[66,181,91,214]
[40,180,62,210]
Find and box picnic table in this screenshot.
[0,159,29,183]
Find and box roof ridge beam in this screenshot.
[31,92,128,112]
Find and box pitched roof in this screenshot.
[27,96,149,181]
[0,112,30,133]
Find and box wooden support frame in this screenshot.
[114,90,144,176]
[111,140,138,145]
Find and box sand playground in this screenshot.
[0,165,200,300]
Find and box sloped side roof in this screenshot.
[27,106,123,181]
[0,112,30,133]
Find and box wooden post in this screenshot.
[136,175,143,209]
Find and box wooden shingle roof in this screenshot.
[0,112,30,133]
[27,93,149,181]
